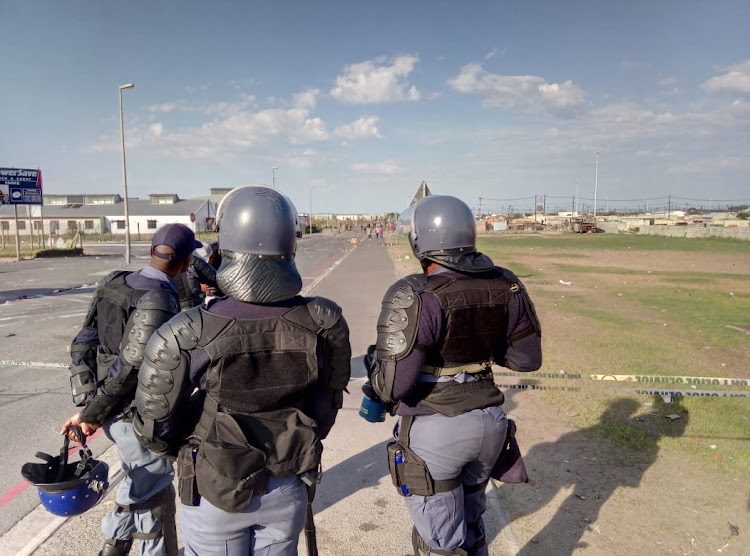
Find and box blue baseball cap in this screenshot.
[151,224,201,260]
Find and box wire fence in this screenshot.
[476,195,750,216]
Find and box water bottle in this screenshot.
[358,394,386,423]
[394,450,409,496]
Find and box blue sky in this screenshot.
[1,1,748,214]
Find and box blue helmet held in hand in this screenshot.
[21,426,109,517]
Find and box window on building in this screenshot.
[33,221,43,230]
[84,220,94,230]
[68,221,78,231]
[147,220,157,229]
[67,195,84,205]
[1,221,9,231]
[50,220,59,234]
[45,197,66,205]
[17,221,26,230]
[116,220,126,229]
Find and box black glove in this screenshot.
[363,344,378,379]
[361,380,381,402]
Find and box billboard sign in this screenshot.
[0,168,44,205]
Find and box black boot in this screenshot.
[99,538,133,556]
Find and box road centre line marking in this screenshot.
[0,361,70,368]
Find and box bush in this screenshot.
[35,248,84,258]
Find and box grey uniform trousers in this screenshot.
[180,475,308,556]
[399,406,507,555]
[102,418,176,556]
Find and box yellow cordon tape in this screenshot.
[590,374,749,387]
[493,370,749,389]
[495,382,750,398]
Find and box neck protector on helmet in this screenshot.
[217,250,302,303]
[426,250,495,273]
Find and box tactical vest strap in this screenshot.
[420,362,492,377]
[398,416,461,494]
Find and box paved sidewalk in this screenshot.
[2,239,519,555]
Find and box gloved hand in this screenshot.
[363,344,378,379]
[361,380,381,402]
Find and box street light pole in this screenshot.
[593,150,600,219]
[309,186,314,234]
[272,166,279,189]
[119,83,135,264]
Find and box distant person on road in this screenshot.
[176,241,219,310]
[62,223,200,556]
[363,195,542,556]
[366,224,372,239]
[133,186,351,556]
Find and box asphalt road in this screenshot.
[0,232,355,536]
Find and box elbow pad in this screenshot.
[135,308,202,423]
[121,289,180,369]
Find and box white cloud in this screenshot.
[484,48,507,60]
[149,123,164,136]
[330,55,422,104]
[351,161,402,174]
[144,102,178,113]
[203,94,256,116]
[702,60,750,95]
[448,63,586,115]
[294,89,320,109]
[293,117,330,143]
[334,116,383,139]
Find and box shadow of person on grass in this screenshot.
[496,396,688,555]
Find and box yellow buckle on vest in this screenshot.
[420,362,492,377]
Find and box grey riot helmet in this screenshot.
[409,195,494,273]
[215,186,302,303]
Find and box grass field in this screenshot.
[387,232,750,474]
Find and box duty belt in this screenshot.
[420,362,492,377]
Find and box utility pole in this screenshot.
[593,150,600,220]
[575,181,579,215]
[543,195,546,217]
[478,197,482,218]
[533,195,537,223]
[668,194,671,220]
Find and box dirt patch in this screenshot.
[497,389,748,555]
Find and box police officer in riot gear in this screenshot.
[176,241,219,310]
[62,223,200,556]
[367,195,542,556]
[133,186,351,556]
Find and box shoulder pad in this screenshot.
[376,277,423,360]
[496,267,520,283]
[137,288,180,314]
[305,297,343,330]
[142,308,203,374]
[495,267,528,294]
[98,270,129,286]
[167,307,204,350]
[381,274,426,309]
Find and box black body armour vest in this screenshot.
[416,270,511,416]
[92,272,149,379]
[189,302,323,511]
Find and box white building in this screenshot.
[0,192,215,239]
